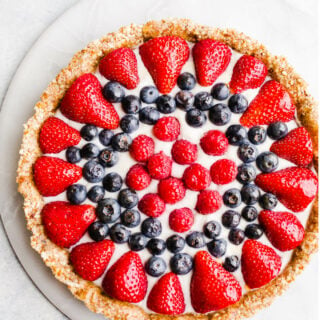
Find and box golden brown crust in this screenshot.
[17,18,318,320]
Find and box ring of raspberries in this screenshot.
[32,35,317,315]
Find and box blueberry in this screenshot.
[241,206,258,222]
[87,185,105,202]
[256,152,279,173]
[170,253,193,275]
[241,184,260,205]
[186,108,207,127]
[222,210,241,229]
[80,143,100,159]
[121,95,141,114]
[99,129,114,146]
[223,256,240,272]
[186,232,206,248]
[245,224,263,239]
[66,184,87,204]
[83,160,105,183]
[207,239,227,257]
[128,233,148,251]
[80,124,98,141]
[140,86,159,104]
[211,83,230,100]
[228,228,245,245]
[109,223,130,243]
[203,221,221,239]
[223,189,242,208]
[267,122,288,140]
[102,81,125,103]
[141,218,162,238]
[175,91,195,111]
[248,126,267,145]
[103,172,123,192]
[118,188,138,208]
[66,146,81,164]
[226,125,247,146]
[177,72,196,90]
[145,256,167,277]
[156,95,176,114]
[228,94,248,113]
[98,147,119,167]
[147,238,166,255]
[236,164,256,184]
[96,198,121,223]
[237,141,258,163]
[166,235,185,253]
[139,106,160,125]
[209,103,231,125]
[120,115,139,133]
[121,209,141,228]
[111,133,132,152]
[88,221,109,241]
[259,193,278,210]
[194,92,215,110]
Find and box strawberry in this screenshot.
[34,156,82,196]
[39,117,80,154]
[255,167,318,212]
[42,201,95,248]
[158,177,186,204]
[153,116,180,142]
[102,251,147,303]
[129,135,155,162]
[169,208,194,233]
[99,47,139,89]
[229,55,268,93]
[60,73,119,129]
[125,164,151,191]
[138,193,166,217]
[240,80,295,127]
[259,210,305,251]
[241,240,281,289]
[183,163,211,191]
[210,159,237,185]
[200,130,229,156]
[70,240,115,281]
[191,251,241,313]
[147,151,172,180]
[270,127,313,166]
[195,189,222,214]
[147,272,185,315]
[171,139,198,165]
[139,36,189,94]
[192,39,232,86]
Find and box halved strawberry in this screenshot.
[255,167,318,212]
[259,210,305,251]
[60,73,119,129]
[241,240,281,289]
[70,240,115,281]
[99,48,139,89]
[147,272,185,315]
[240,80,295,127]
[34,156,82,196]
[229,55,268,93]
[102,251,147,303]
[192,39,231,86]
[191,251,241,313]
[270,127,313,166]
[42,201,96,248]
[139,36,189,94]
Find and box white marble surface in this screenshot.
[0,0,318,319]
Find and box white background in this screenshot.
[0,0,318,319]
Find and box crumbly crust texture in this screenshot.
[17,18,318,320]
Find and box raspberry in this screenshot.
[183,163,211,191]
[125,164,151,191]
[169,208,194,232]
[171,139,198,165]
[158,177,186,204]
[153,116,180,141]
[200,130,228,156]
[130,135,155,162]
[210,159,237,185]
[196,189,223,214]
[147,151,172,180]
[138,193,166,217]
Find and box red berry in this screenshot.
[210,159,237,185]
[125,164,151,191]
[130,134,155,162]
[169,208,194,233]
[147,151,172,180]
[171,139,198,164]
[200,130,228,156]
[158,177,186,204]
[153,116,180,142]
[195,189,222,214]
[183,163,211,191]
[138,193,166,217]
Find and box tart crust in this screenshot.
[17,18,318,320]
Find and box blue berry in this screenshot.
[194,92,214,110]
[245,224,263,239]
[207,239,227,257]
[140,86,159,104]
[141,218,162,238]
[80,124,98,141]
[103,172,123,192]
[241,184,260,205]
[211,83,230,100]
[267,121,288,140]
[228,228,245,245]
[109,223,130,243]
[120,209,140,228]
[236,164,256,184]
[177,72,196,90]
[186,232,206,248]
[80,143,100,159]
[88,221,109,241]
[170,253,193,275]
[128,233,148,251]
[209,103,231,125]
[223,188,242,208]
[166,235,185,253]
[98,147,119,167]
[248,126,266,145]
[118,188,138,209]
[102,81,125,102]
[223,256,240,272]
[145,256,167,277]
[175,91,195,111]
[228,94,248,113]
[237,141,258,163]
[186,108,207,127]
[226,125,247,146]
[83,160,105,183]
[87,185,105,202]
[121,95,141,114]
[256,152,279,173]
[147,238,166,255]
[203,221,221,239]
[96,198,121,223]
[66,146,81,164]
[156,95,176,114]
[120,115,139,133]
[111,133,132,152]
[222,210,241,229]
[99,129,114,146]
[241,206,258,222]
[66,184,87,204]
[259,193,278,210]
[139,106,160,125]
